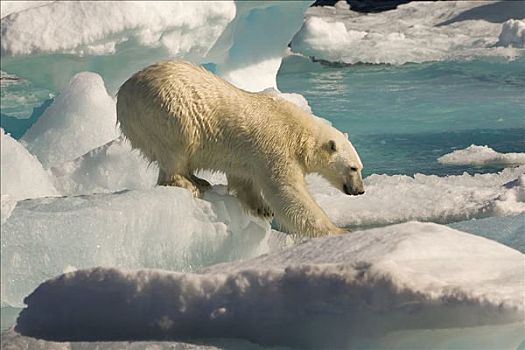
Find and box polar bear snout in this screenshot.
[343,171,365,196]
[343,183,365,196]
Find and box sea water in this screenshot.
[278,56,525,177]
[3,56,524,178]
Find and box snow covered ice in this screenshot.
[0,1,311,92]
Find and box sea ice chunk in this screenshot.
[208,1,312,91]
[21,72,118,167]
[14,222,525,349]
[437,145,525,167]
[0,128,58,202]
[0,186,278,308]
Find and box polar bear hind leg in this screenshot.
[156,154,211,197]
[157,170,211,198]
[227,175,273,219]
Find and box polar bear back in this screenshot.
[117,60,321,175]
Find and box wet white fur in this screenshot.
[117,60,363,237]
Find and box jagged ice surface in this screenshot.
[308,166,525,228]
[0,1,234,92]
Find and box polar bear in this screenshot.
[117,60,364,237]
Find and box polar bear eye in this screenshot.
[328,140,337,152]
[350,167,358,172]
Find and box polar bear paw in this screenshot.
[160,174,208,198]
[190,174,212,192]
[253,202,274,220]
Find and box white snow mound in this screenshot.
[438,145,525,167]
[15,222,525,348]
[21,72,118,168]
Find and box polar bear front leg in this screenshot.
[227,175,273,219]
[261,172,346,237]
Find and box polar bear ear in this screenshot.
[343,132,348,139]
[327,140,337,153]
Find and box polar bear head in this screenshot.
[313,125,365,196]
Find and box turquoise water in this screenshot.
[277,57,525,176]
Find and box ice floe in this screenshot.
[1,1,311,93]
[290,1,525,65]
[14,222,525,349]
[438,145,525,167]
[209,1,311,91]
